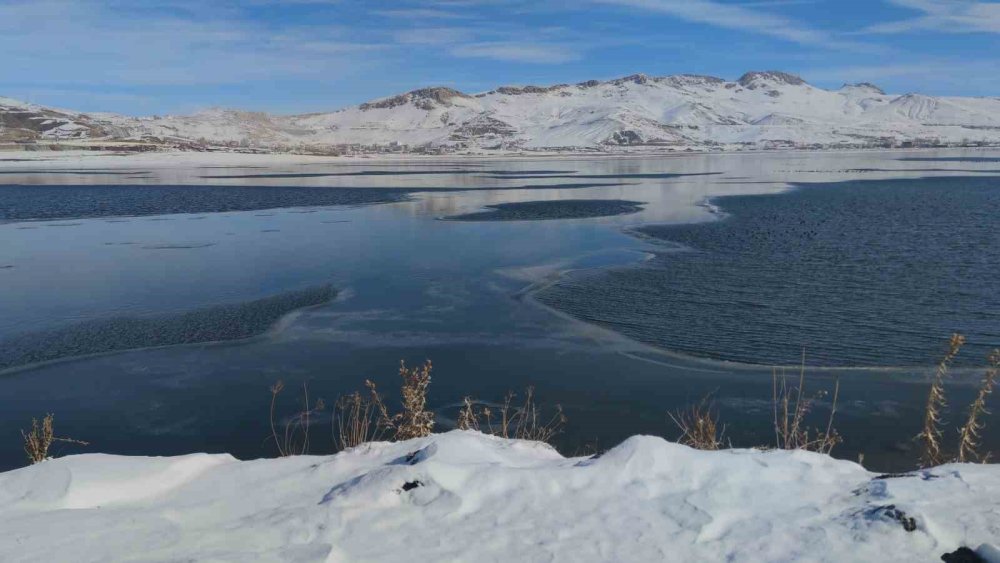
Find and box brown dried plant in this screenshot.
[392,360,435,441]
[456,396,482,433]
[956,349,999,463]
[21,414,89,465]
[917,333,965,468]
[457,387,566,444]
[670,394,725,450]
[268,380,325,457]
[332,380,393,451]
[772,355,841,454]
[324,360,434,451]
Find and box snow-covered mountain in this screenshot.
[4,71,1000,152]
[0,96,118,142]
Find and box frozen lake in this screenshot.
[1,149,998,471]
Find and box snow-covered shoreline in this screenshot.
[1,145,997,173]
[1,431,997,562]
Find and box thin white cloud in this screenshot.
[593,0,868,49]
[377,6,583,63]
[372,8,473,19]
[0,0,383,86]
[865,0,1000,34]
[739,0,820,5]
[803,59,1000,95]
[450,42,581,63]
[393,27,478,45]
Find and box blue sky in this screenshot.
[1,0,998,115]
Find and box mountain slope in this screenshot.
[0,97,116,142]
[4,71,1000,152]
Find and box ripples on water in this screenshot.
[0,285,335,371]
[537,176,1000,367]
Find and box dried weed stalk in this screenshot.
[21,414,88,465]
[268,380,325,457]
[772,354,841,454]
[956,349,999,463]
[393,360,435,441]
[917,333,965,468]
[332,380,393,451]
[670,394,725,450]
[457,386,566,444]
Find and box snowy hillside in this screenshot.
[0,97,116,142]
[1,431,998,562]
[4,71,1000,152]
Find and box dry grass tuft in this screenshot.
[268,380,325,457]
[457,387,566,444]
[21,413,88,465]
[456,396,481,433]
[956,349,999,463]
[392,360,435,441]
[917,333,965,468]
[771,355,841,454]
[332,380,393,451]
[670,394,725,450]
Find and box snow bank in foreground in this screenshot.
[1,431,998,562]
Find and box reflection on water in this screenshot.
[198,168,573,179]
[898,157,1000,163]
[1,149,999,471]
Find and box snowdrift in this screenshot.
[1,431,998,562]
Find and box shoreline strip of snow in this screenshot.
[1,431,998,562]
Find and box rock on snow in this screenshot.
[1,431,998,562]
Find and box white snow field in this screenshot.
[1,431,998,562]
[5,71,1000,152]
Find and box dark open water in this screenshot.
[538,177,1000,367]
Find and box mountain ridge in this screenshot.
[3,70,1000,154]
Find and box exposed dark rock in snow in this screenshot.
[842,82,886,95]
[868,504,917,532]
[607,130,643,145]
[941,547,986,563]
[738,70,807,88]
[359,87,471,111]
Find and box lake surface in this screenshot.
[539,176,1000,367]
[1,149,998,471]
